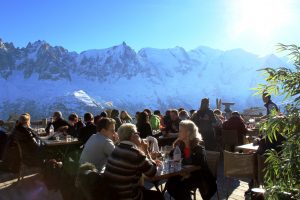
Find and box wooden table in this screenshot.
[144,164,201,193]
[236,143,259,152]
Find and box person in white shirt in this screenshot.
[79,117,118,171]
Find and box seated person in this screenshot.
[120,110,132,123]
[110,109,122,131]
[136,111,152,139]
[166,120,217,200]
[79,117,117,171]
[165,109,180,133]
[213,109,224,151]
[3,113,41,170]
[67,113,85,138]
[256,132,286,155]
[45,111,69,134]
[154,110,165,130]
[179,110,190,120]
[0,119,6,134]
[0,119,8,159]
[76,163,118,200]
[222,111,248,145]
[104,123,163,200]
[144,109,161,131]
[78,113,97,144]
[213,109,224,128]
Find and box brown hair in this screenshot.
[96,117,116,132]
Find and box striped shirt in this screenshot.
[104,141,157,200]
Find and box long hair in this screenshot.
[175,120,203,149]
[136,111,149,127]
[120,110,132,122]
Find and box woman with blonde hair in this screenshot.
[166,120,217,200]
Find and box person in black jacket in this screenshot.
[110,109,122,131]
[45,111,69,134]
[166,120,217,200]
[3,113,41,171]
[191,98,217,151]
[136,111,152,138]
[67,113,85,138]
[78,113,97,144]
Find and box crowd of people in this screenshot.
[0,94,284,200]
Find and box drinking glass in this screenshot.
[66,135,72,142]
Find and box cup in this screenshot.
[66,135,72,142]
[55,135,60,141]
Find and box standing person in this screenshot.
[191,98,217,151]
[261,92,279,119]
[79,117,117,171]
[166,120,217,200]
[78,113,97,144]
[104,123,163,200]
[136,111,152,138]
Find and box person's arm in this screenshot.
[209,110,217,126]
[240,120,248,135]
[45,122,51,134]
[104,139,115,157]
[139,140,157,177]
[190,145,207,167]
[146,123,153,136]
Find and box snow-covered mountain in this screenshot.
[0,38,290,119]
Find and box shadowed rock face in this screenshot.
[0,40,137,81]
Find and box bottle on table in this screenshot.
[173,145,182,162]
[49,124,54,135]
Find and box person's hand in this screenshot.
[112,132,119,144]
[155,159,162,166]
[140,139,149,154]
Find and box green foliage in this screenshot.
[255,44,300,200]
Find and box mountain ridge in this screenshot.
[0,38,290,119]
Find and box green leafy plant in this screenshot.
[255,43,300,200]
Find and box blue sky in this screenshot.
[1,0,299,55]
